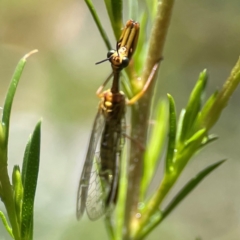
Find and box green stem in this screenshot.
[135,129,206,238]
[140,0,175,89]
[0,211,14,238]
[0,161,20,239]
[124,0,175,238]
[85,0,112,50]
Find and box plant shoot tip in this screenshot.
[23,49,39,60]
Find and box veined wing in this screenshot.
[84,117,125,220]
[100,116,126,208]
[76,110,105,220]
[85,153,108,220]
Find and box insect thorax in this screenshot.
[100,89,126,118]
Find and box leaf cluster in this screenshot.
[0,51,41,240]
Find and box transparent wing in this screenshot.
[76,110,105,220]
[85,154,108,220]
[84,123,124,220]
[105,117,126,207]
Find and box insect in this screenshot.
[76,20,158,220]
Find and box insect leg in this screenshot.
[126,61,160,105]
[96,72,114,97]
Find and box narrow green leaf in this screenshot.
[21,120,41,240]
[105,215,115,240]
[184,128,207,147]
[1,50,38,149]
[139,157,224,240]
[104,0,123,40]
[22,136,31,187]
[161,159,226,221]
[146,0,158,22]
[84,0,112,50]
[180,70,208,142]
[128,0,138,21]
[175,109,185,143]
[0,211,14,239]
[12,165,23,225]
[165,94,177,173]
[200,90,218,118]
[200,134,218,149]
[110,0,122,38]
[195,90,218,129]
[0,122,4,150]
[202,57,240,130]
[141,100,168,198]
[134,13,148,75]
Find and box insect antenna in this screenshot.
[95,54,114,65]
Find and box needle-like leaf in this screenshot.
[1,50,38,150]
[162,159,226,221]
[0,211,14,238]
[141,100,168,198]
[21,121,41,240]
[84,0,112,50]
[180,70,207,142]
[165,94,177,173]
[104,0,123,40]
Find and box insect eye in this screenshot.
[107,50,115,59]
[121,57,129,68]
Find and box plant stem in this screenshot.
[0,155,20,239]
[85,0,112,50]
[124,0,175,238]
[140,0,175,89]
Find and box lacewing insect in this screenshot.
[76,19,158,220]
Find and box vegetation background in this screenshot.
[0,0,240,239]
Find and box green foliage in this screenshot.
[84,0,112,49]
[0,51,41,240]
[141,101,168,198]
[139,159,226,239]
[21,121,41,240]
[104,0,123,40]
[165,94,177,174]
[161,159,226,222]
[84,1,240,240]
[0,211,14,238]
[1,1,239,240]
[179,70,207,142]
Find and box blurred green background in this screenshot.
[0,1,240,239]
